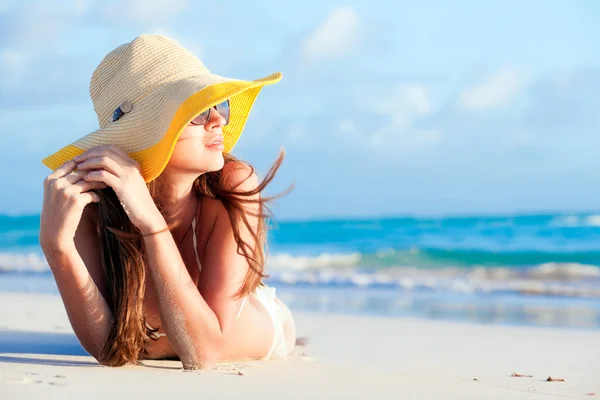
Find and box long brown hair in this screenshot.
[96,151,287,366]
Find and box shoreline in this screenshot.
[1,292,598,399]
[2,281,600,330]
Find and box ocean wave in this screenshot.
[267,266,600,298]
[3,250,600,278]
[263,255,600,298]
[2,250,600,298]
[269,248,600,269]
[551,214,600,228]
[8,246,600,273]
[266,252,361,270]
[0,252,49,273]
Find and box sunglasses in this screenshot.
[190,100,230,126]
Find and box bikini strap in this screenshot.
[191,215,202,272]
[191,195,203,272]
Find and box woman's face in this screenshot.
[165,103,228,176]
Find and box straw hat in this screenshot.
[42,34,281,182]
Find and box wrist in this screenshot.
[40,239,78,271]
[40,235,76,255]
[137,211,168,236]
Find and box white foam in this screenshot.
[585,215,600,227]
[0,252,49,273]
[266,268,600,298]
[2,250,600,298]
[266,252,361,270]
[264,257,600,298]
[551,214,600,228]
[552,215,580,227]
[528,262,600,280]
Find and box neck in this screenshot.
[155,173,199,235]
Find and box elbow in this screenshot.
[74,333,102,362]
[81,339,118,367]
[84,339,110,366]
[183,336,225,370]
[90,352,105,366]
[182,354,218,371]
[184,357,217,371]
[83,343,104,365]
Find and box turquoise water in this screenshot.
[1,212,600,328]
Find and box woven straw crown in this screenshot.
[42,34,281,182]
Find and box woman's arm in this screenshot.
[40,160,112,361]
[142,163,262,369]
[73,145,263,368]
[43,205,113,361]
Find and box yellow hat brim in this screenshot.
[42,72,281,182]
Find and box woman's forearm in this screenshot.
[44,244,113,360]
[142,215,223,369]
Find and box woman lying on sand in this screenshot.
[39,34,296,370]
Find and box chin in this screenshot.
[206,153,225,172]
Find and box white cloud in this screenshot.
[0,0,198,109]
[371,127,441,150]
[0,1,93,49]
[0,1,17,13]
[150,27,204,57]
[281,124,318,148]
[98,0,188,24]
[0,49,26,72]
[301,7,359,60]
[460,66,526,111]
[342,84,440,152]
[287,125,307,140]
[339,119,358,134]
[369,84,433,132]
[0,1,88,87]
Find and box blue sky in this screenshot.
[0,0,599,220]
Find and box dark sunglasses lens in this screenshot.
[190,100,230,126]
[190,109,210,125]
[216,100,230,125]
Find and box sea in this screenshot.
[1,212,599,329]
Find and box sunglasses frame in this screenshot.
[190,100,230,126]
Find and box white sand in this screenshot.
[0,292,598,399]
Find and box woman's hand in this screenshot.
[40,160,107,251]
[74,145,166,234]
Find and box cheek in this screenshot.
[169,127,224,171]
[170,141,205,166]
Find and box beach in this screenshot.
[1,0,598,397]
[1,292,598,399]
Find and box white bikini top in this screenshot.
[191,215,202,272]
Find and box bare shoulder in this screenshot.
[201,161,260,215]
[221,160,259,193]
[197,161,260,240]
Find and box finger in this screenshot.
[101,145,138,168]
[76,155,123,176]
[73,180,108,193]
[108,146,139,169]
[84,169,119,188]
[48,160,77,180]
[106,145,131,160]
[61,170,88,185]
[74,145,129,166]
[79,191,101,205]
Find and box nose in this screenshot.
[205,107,226,131]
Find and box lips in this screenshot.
[205,135,224,149]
